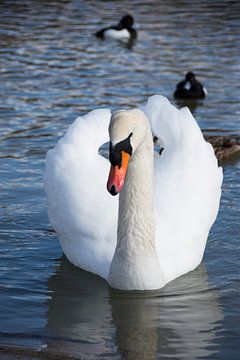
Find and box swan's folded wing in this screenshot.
[143,95,223,283]
[44,109,118,279]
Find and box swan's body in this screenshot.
[44,95,222,290]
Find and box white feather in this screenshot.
[184,81,191,90]
[104,28,130,40]
[203,86,208,96]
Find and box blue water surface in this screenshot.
[0,1,240,359]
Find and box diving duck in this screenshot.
[95,14,137,41]
[174,72,207,99]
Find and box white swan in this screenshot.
[44,95,223,290]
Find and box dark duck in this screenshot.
[174,72,207,99]
[204,135,240,162]
[95,15,137,41]
[154,135,240,162]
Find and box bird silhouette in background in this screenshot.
[174,72,207,99]
[95,15,137,41]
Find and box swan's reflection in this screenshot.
[45,256,222,359]
[174,98,204,114]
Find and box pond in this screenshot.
[0,1,239,359]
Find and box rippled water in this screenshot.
[0,1,240,359]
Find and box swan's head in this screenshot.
[107,109,147,196]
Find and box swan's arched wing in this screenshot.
[44,109,118,279]
[143,95,223,283]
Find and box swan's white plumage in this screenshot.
[44,95,222,289]
[143,96,222,282]
[44,109,118,279]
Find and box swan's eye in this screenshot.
[109,134,133,167]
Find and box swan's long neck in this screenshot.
[118,129,155,251]
[108,125,165,290]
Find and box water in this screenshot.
[0,0,240,359]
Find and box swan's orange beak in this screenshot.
[107,151,130,196]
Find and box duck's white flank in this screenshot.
[203,87,208,96]
[104,28,130,40]
[44,95,222,290]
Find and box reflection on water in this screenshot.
[43,257,222,359]
[174,97,205,114]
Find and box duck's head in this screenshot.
[107,109,147,196]
[185,72,195,82]
[119,14,134,28]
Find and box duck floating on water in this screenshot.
[95,14,137,41]
[204,135,240,161]
[174,72,207,99]
[155,134,240,162]
[44,95,222,291]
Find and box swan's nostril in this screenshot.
[110,185,118,196]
